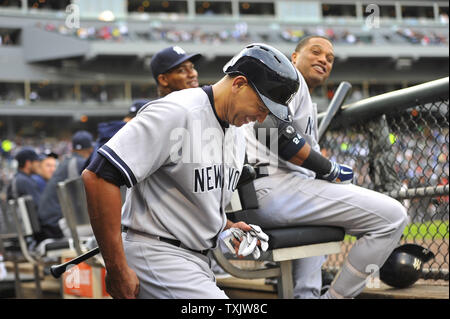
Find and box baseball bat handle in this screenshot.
[318,81,352,142]
[50,247,100,278]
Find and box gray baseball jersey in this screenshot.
[99,87,246,251]
[245,69,319,178]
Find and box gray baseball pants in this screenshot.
[122,230,228,299]
[239,172,409,299]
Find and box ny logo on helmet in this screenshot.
[413,258,422,271]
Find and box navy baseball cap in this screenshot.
[150,46,202,83]
[128,99,150,117]
[38,149,58,160]
[72,130,93,150]
[43,149,59,159]
[15,147,39,166]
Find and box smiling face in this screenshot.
[226,76,271,127]
[157,60,199,96]
[292,37,334,90]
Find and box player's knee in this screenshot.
[385,199,409,233]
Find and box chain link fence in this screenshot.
[322,77,449,281]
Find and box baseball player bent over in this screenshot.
[242,37,409,299]
[82,44,299,298]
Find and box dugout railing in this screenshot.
[319,76,449,281]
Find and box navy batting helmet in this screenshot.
[223,43,299,122]
[380,244,435,288]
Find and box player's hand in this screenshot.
[221,222,269,259]
[229,221,252,233]
[321,161,354,184]
[229,222,252,257]
[105,265,140,299]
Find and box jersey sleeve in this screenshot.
[98,99,187,187]
[288,69,321,153]
[288,70,313,122]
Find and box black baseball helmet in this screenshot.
[380,244,435,288]
[223,43,299,122]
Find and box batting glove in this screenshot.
[321,161,354,184]
[219,224,269,259]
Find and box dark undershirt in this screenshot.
[201,85,229,132]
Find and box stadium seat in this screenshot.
[5,196,71,298]
[0,199,31,298]
[56,177,104,273]
[56,177,95,256]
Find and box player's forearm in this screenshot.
[253,115,330,174]
[287,142,311,166]
[82,169,127,272]
[288,143,331,176]
[287,144,354,183]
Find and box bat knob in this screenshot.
[50,264,66,279]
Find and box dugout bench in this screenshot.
[212,166,345,299]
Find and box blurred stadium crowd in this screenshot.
[0,136,72,194]
[324,123,449,223]
[24,21,448,46]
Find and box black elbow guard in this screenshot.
[278,124,306,161]
[253,115,306,161]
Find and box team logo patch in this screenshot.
[173,46,186,55]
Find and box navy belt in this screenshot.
[122,226,209,256]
